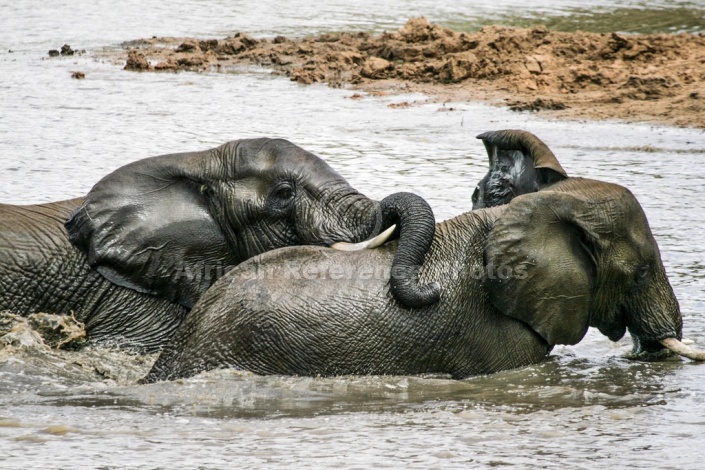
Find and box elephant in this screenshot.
[471,129,568,209]
[143,165,705,383]
[0,138,438,352]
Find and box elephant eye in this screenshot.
[268,182,296,211]
[275,185,294,201]
[635,264,650,285]
[199,184,213,196]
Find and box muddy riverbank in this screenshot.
[109,17,705,128]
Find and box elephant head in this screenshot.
[485,177,702,361]
[472,129,568,209]
[64,138,437,310]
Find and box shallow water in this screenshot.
[1,1,705,469]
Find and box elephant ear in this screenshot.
[473,130,568,209]
[484,189,598,345]
[65,148,238,308]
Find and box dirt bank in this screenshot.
[114,17,705,128]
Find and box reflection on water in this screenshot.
[1,1,705,469]
[448,7,705,34]
[2,332,705,468]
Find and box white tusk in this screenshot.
[330,224,397,252]
[660,337,705,361]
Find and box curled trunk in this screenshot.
[379,192,440,309]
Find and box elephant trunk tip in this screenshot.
[391,279,441,309]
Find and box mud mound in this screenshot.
[113,17,705,128]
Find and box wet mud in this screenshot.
[110,17,705,128]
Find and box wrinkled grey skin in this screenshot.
[0,139,436,351]
[472,129,568,209]
[145,177,684,382]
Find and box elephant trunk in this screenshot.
[379,192,440,309]
[625,267,691,361]
[329,191,440,309]
[297,188,382,248]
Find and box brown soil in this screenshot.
[115,17,705,128]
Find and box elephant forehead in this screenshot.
[231,176,269,201]
[229,139,345,184]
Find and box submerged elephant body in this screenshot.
[146,176,695,382]
[0,139,437,351]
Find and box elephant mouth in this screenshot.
[626,336,675,361]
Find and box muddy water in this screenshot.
[1,1,705,468]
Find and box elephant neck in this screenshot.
[434,206,505,249]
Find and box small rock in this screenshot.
[177,55,207,67]
[198,39,219,52]
[610,32,630,49]
[509,98,568,112]
[233,32,258,48]
[60,44,74,56]
[124,49,153,71]
[176,39,201,53]
[216,35,257,55]
[438,51,477,83]
[525,55,542,74]
[361,57,392,79]
[154,60,179,71]
[48,49,60,57]
[290,67,325,84]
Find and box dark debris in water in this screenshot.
[507,97,568,112]
[47,44,85,57]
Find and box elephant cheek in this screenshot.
[250,220,300,258]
